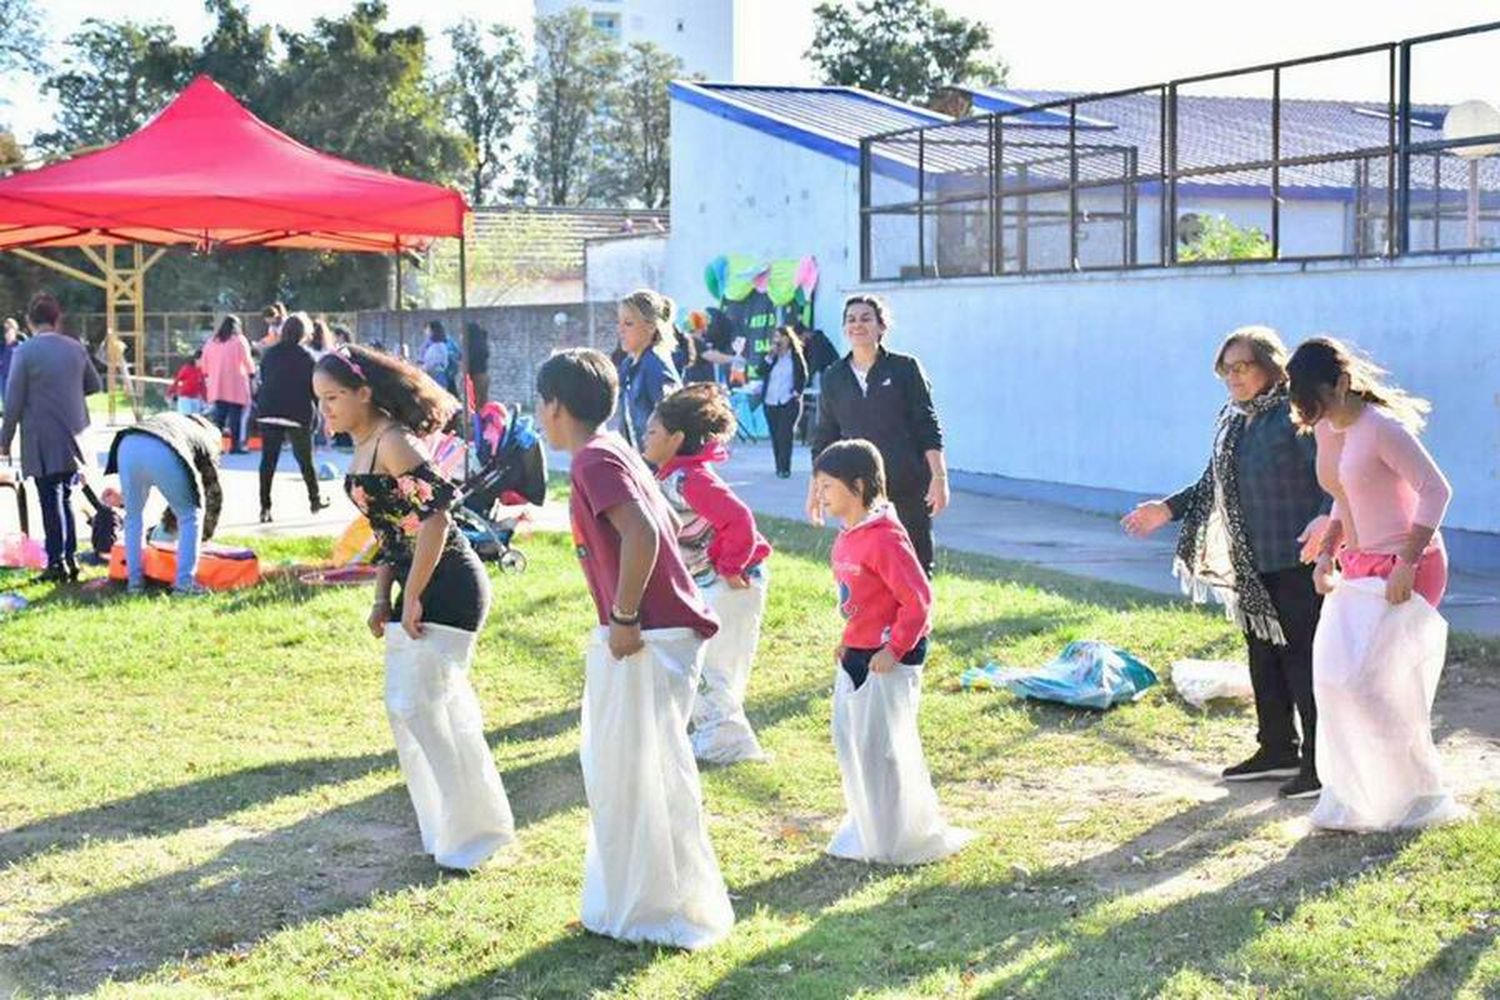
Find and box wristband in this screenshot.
[609,605,640,626]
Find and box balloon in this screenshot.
[704,256,726,301]
[724,253,758,300]
[767,257,799,305]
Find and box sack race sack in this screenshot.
[1170,659,1255,710]
[579,626,734,950]
[828,662,975,865]
[1311,577,1466,831]
[995,640,1157,710]
[691,569,770,764]
[385,623,515,870]
[0,474,46,569]
[108,540,261,590]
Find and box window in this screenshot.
[591,13,620,38]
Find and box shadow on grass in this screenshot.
[9,737,594,997]
[0,706,580,870]
[1391,921,1498,999]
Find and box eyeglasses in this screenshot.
[1219,360,1259,379]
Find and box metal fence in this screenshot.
[68,311,358,379]
[861,22,1500,281]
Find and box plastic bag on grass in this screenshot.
[1170,659,1255,709]
[991,641,1157,710]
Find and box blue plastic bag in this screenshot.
[990,641,1157,710]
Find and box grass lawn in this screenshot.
[0,520,1496,998]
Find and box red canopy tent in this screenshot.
[0,75,471,418]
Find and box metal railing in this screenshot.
[860,21,1500,281]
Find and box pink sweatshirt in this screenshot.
[1314,406,1451,555]
[200,334,255,406]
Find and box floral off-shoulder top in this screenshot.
[345,460,465,565]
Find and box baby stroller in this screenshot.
[448,403,547,573]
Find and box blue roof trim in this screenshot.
[967,89,1117,130]
[668,81,946,166]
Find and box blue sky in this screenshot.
[2,0,1497,143]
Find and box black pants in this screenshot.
[212,401,245,452]
[258,423,320,512]
[35,472,77,568]
[765,399,801,475]
[841,636,928,690]
[1246,564,1322,772]
[891,491,934,578]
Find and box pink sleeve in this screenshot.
[869,526,933,659]
[1376,417,1451,529]
[681,466,757,577]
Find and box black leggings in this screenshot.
[765,399,802,475]
[258,423,320,511]
[392,542,490,633]
[1245,564,1322,770]
[212,401,245,451]
[891,492,935,578]
[841,636,928,690]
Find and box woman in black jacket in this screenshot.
[807,295,948,575]
[256,312,328,523]
[762,326,808,478]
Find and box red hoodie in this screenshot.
[170,362,206,400]
[656,442,772,586]
[832,504,932,658]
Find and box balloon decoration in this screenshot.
[703,254,819,307]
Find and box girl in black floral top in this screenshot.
[313,343,513,871]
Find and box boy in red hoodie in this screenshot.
[813,438,973,865]
[643,384,773,764]
[534,348,733,951]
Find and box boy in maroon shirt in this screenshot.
[534,348,733,950]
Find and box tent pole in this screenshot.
[459,228,472,477]
[394,250,405,359]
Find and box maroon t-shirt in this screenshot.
[569,433,719,638]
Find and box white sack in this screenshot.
[580,626,734,950]
[828,663,975,865]
[691,570,769,764]
[1311,577,1467,832]
[1171,658,1255,709]
[385,622,516,870]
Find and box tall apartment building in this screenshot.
[534,0,736,80]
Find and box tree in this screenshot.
[446,18,529,206]
[1177,214,1272,262]
[807,0,1006,105]
[602,41,680,209]
[36,19,193,154]
[0,0,40,73]
[531,8,620,206]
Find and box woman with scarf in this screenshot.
[1122,326,1331,800]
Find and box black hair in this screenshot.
[280,312,309,346]
[214,315,242,342]
[332,325,353,345]
[652,383,735,456]
[813,438,885,505]
[314,343,458,436]
[26,292,61,328]
[310,318,330,352]
[427,320,447,342]
[535,348,618,425]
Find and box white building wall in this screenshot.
[665,98,860,339]
[857,255,1500,537]
[535,0,734,80]
[584,234,668,302]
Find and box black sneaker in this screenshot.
[1222,750,1301,782]
[1279,769,1322,800]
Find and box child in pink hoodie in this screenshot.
[813,438,973,864]
[643,384,773,764]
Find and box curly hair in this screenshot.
[315,343,458,436]
[651,382,736,456]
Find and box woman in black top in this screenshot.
[255,312,328,523]
[312,342,512,871]
[807,295,948,575]
[762,326,808,478]
[1122,326,1331,801]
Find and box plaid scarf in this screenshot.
[1172,388,1288,646]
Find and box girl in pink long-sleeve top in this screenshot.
[1288,337,1452,607]
[1288,337,1465,832]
